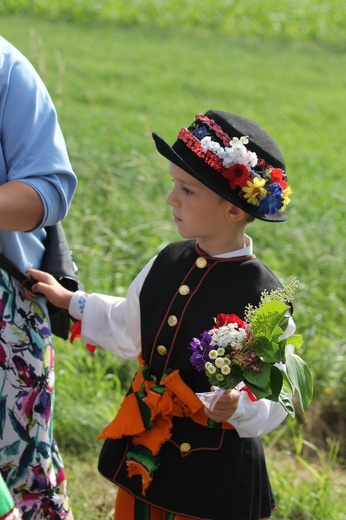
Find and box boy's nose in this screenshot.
[166,190,177,206]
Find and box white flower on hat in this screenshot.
[200,136,222,154]
[200,135,257,171]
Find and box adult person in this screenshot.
[0,36,77,519]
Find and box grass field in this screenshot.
[0,4,345,518]
[1,0,346,44]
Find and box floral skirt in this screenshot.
[0,270,70,519]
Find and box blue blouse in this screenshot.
[0,36,77,272]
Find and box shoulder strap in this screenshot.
[0,250,36,292]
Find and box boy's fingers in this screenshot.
[27,269,53,283]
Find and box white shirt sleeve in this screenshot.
[227,386,288,437]
[68,257,155,358]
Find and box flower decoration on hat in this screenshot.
[178,114,292,214]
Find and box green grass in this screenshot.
[0,7,345,519]
[1,0,346,44]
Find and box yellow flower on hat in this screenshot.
[242,177,266,206]
[281,185,293,211]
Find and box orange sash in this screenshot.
[98,355,233,493]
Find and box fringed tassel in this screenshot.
[126,445,160,496]
[69,320,96,353]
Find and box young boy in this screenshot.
[29,110,293,520]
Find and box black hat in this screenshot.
[152,110,291,222]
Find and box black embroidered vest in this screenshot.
[139,239,282,392]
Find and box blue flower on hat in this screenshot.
[259,183,284,214]
[193,125,209,140]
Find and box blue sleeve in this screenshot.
[0,39,77,227]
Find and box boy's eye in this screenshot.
[183,186,193,195]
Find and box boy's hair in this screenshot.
[245,214,256,224]
[153,110,291,223]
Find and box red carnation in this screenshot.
[222,163,250,189]
[215,313,246,329]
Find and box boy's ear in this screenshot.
[225,203,247,223]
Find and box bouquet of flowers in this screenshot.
[189,279,313,417]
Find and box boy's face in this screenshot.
[167,163,239,254]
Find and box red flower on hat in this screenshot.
[270,168,287,189]
[222,163,250,189]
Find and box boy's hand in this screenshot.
[27,268,73,310]
[204,388,240,422]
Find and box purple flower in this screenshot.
[189,331,213,371]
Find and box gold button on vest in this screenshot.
[178,284,190,296]
[167,315,178,327]
[157,345,167,356]
[196,256,207,268]
[180,442,191,453]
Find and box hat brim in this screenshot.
[152,132,287,222]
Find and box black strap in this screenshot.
[0,252,36,293]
